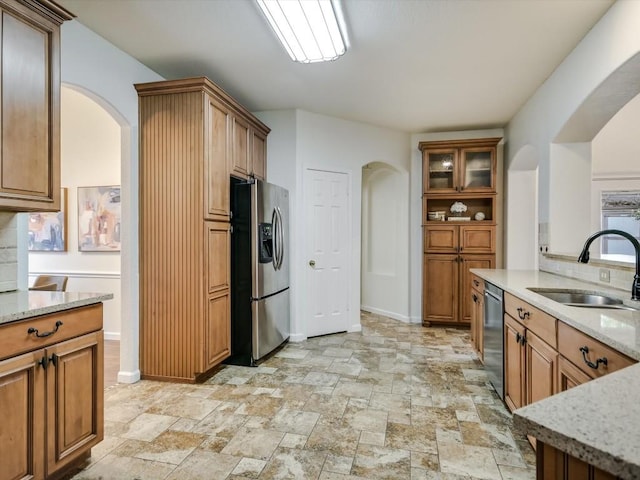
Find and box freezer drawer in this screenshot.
[252,288,290,360]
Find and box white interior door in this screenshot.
[305,169,349,337]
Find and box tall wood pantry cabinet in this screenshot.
[136,77,270,382]
[0,0,73,211]
[420,137,501,326]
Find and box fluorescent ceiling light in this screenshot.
[256,0,347,63]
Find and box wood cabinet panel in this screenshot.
[0,349,45,480]
[0,304,103,361]
[206,222,230,294]
[558,355,591,392]
[526,330,557,406]
[231,116,250,178]
[46,331,103,475]
[205,292,230,371]
[252,129,266,181]
[460,255,493,323]
[537,441,622,480]
[460,225,495,253]
[558,322,634,380]
[504,292,557,348]
[470,285,484,362]
[206,96,230,221]
[0,0,71,211]
[424,225,458,253]
[423,254,459,324]
[504,314,525,412]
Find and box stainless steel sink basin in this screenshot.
[527,288,639,311]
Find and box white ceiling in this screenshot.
[58,0,614,133]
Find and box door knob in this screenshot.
[309,260,316,267]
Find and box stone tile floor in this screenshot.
[70,312,536,479]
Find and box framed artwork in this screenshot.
[78,185,121,252]
[28,188,67,252]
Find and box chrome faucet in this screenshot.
[577,229,640,301]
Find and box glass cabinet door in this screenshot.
[424,149,457,193]
[460,148,494,192]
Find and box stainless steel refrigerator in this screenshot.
[228,177,290,366]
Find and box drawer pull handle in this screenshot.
[38,355,49,370]
[580,346,608,370]
[517,308,530,321]
[472,294,478,303]
[473,280,480,287]
[28,320,63,338]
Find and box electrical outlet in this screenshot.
[599,268,610,283]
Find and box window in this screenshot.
[601,191,640,256]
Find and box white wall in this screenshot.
[506,0,640,267]
[361,162,410,322]
[59,20,163,383]
[29,87,122,338]
[256,109,410,339]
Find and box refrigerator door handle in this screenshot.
[271,208,279,270]
[276,206,284,270]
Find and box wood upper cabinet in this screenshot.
[251,129,267,181]
[0,303,104,480]
[136,77,267,381]
[0,0,72,212]
[419,138,499,194]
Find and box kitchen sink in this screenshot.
[527,288,639,311]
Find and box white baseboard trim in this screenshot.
[117,370,141,384]
[361,305,411,323]
[349,323,362,333]
[289,333,306,342]
[104,331,121,341]
[410,315,422,324]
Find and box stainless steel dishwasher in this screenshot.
[483,281,504,399]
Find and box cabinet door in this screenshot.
[251,129,267,181]
[504,314,525,412]
[459,255,494,324]
[0,350,45,480]
[470,288,484,361]
[206,221,230,295]
[526,330,557,406]
[46,332,103,476]
[0,5,60,211]
[206,291,231,369]
[424,225,458,253]
[459,146,495,193]
[460,225,495,254]
[423,254,458,325]
[206,96,230,221]
[558,355,591,392]
[231,115,250,178]
[423,148,458,193]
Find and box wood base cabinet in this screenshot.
[136,77,268,382]
[537,442,618,480]
[0,304,104,480]
[0,0,73,212]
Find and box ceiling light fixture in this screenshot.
[256,0,347,63]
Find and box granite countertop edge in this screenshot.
[0,291,114,325]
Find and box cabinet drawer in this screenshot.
[0,304,103,361]
[558,322,635,380]
[460,225,495,253]
[504,293,557,348]
[470,274,485,295]
[424,225,457,253]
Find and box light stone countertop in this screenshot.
[0,290,113,326]
[470,269,640,479]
